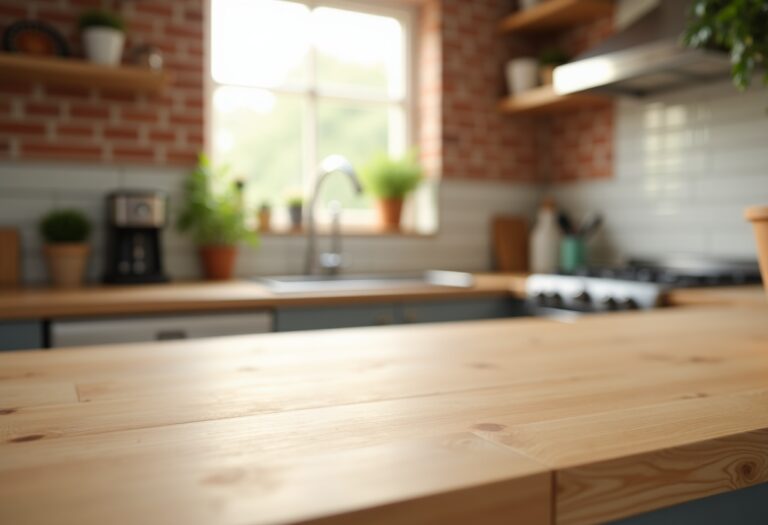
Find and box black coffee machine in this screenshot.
[104,190,169,284]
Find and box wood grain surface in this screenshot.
[0,273,528,320]
[1,305,768,524]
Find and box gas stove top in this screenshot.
[526,256,762,314]
[566,256,762,287]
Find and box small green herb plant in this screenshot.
[286,194,304,208]
[39,209,92,244]
[539,49,570,66]
[359,152,424,200]
[684,0,768,90]
[177,154,258,247]
[78,9,126,32]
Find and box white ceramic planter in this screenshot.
[83,27,125,66]
[506,58,539,94]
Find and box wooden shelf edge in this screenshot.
[499,0,614,34]
[0,52,170,93]
[498,85,610,116]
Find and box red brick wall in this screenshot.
[418,0,615,183]
[538,16,615,182]
[420,0,539,182]
[0,0,204,165]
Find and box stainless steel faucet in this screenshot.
[304,155,363,275]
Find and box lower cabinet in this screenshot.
[275,297,524,332]
[0,321,44,351]
[50,311,274,348]
[397,298,526,325]
[275,303,397,332]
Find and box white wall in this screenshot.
[0,162,540,284]
[552,80,768,264]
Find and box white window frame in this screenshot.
[205,0,418,229]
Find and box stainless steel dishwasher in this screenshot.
[50,311,273,348]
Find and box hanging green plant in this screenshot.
[684,0,768,90]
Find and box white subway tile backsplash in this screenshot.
[0,162,539,284]
[554,80,768,262]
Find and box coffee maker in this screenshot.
[104,191,169,284]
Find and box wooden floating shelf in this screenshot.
[499,0,615,34]
[498,85,609,115]
[0,52,170,94]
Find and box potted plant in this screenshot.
[39,209,92,289]
[685,0,768,296]
[360,152,424,231]
[538,49,570,86]
[78,9,126,66]
[177,155,258,281]
[286,193,304,231]
[257,201,271,232]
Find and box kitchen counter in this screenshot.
[1,305,767,524]
[665,285,767,308]
[0,272,762,320]
[0,273,528,320]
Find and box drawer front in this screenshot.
[0,321,44,351]
[397,298,525,325]
[275,304,397,332]
[51,311,273,348]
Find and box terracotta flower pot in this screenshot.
[258,209,271,232]
[745,206,768,298]
[376,198,404,231]
[44,243,89,289]
[199,245,237,281]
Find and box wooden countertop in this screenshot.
[665,285,767,308]
[0,271,762,320]
[0,273,529,320]
[1,305,767,524]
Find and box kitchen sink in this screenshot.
[259,270,474,294]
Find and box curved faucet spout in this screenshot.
[304,155,363,275]
[316,155,363,194]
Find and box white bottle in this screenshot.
[530,198,560,274]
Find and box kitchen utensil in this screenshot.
[579,213,603,238]
[492,215,529,272]
[0,228,21,287]
[557,212,574,236]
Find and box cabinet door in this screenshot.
[397,298,526,325]
[275,303,397,332]
[0,321,44,351]
[51,311,273,348]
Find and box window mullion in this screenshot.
[305,3,319,201]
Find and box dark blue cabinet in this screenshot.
[275,303,397,332]
[275,297,525,332]
[397,298,526,325]
[0,321,44,351]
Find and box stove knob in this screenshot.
[600,297,619,311]
[617,298,640,310]
[545,293,564,308]
[533,292,548,306]
[573,290,592,307]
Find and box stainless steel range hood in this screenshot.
[553,0,732,97]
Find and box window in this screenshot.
[210,0,414,226]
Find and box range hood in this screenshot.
[553,0,732,97]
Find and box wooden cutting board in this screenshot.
[0,228,21,288]
[491,215,529,272]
